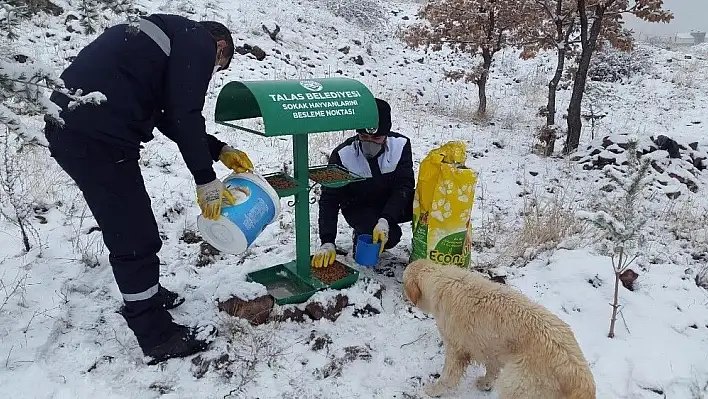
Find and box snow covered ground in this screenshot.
[1,0,708,398]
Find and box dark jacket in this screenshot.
[318,132,415,245]
[48,14,225,184]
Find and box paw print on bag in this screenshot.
[456,184,473,203]
[432,198,452,220]
[443,201,451,219]
[444,180,455,195]
[410,141,479,268]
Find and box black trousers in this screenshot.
[342,203,413,250]
[45,124,175,349]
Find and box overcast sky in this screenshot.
[624,0,706,37]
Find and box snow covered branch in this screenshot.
[576,210,627,240]
[0,59,106,146]
[577,140,651,250]
[65,89,107,111]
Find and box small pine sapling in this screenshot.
[577,137,652,338]
[1,1,109,145]
[0,128,40,252]
[1,1,23,40]
[78,0,100,34]
[0,57,107,145]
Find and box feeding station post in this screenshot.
[213,78,378,305]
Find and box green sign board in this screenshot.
[214,78,379,136]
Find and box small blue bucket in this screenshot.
[198,172,280,254]
[354,234,381,267]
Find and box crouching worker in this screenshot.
[44,14,253,364]
[312,98,415,268]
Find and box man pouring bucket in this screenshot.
[44,14,253,364]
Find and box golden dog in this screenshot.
[403,260,596,399]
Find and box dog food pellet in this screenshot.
[310,168,350,182]
[266,175,297,189]
[312,261,350,284]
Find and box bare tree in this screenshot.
[564,0,672,154]
[521,0,578,155]
[403,0,536,117]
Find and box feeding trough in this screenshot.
[213,78,378,304]
[308,164,365,188]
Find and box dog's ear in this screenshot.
[403,273,421,306]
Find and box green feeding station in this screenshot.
[213,77,378,305]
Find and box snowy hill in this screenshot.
[1,0,708,398]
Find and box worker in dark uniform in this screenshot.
[44,14,253,364]
[312,98,415,268]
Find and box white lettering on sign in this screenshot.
[281,100,359,111]
[292,108,356,119]
[282,103,311,110]
[268,91,362,102]
[293,110,327,119]
[325,108,355,116]
[268,93,306,101]
[310,100,358,108]
[267,88,364,120]
[304,91,362,100]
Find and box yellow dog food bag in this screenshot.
[410,141,478,267]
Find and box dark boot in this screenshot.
[156,284,185,310]
[143,324,217,365]
[120,297,216,364]
[118,284,184,314]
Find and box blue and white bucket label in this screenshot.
[221,175,278,247]
[198,172,281,254]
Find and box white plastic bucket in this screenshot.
[197,172,281,254]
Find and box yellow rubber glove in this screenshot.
[372,218,389,254]
[311,243,336,268]
[196,178,236,220]
[219,145,254,173]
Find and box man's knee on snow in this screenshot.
[384,222,403,249]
